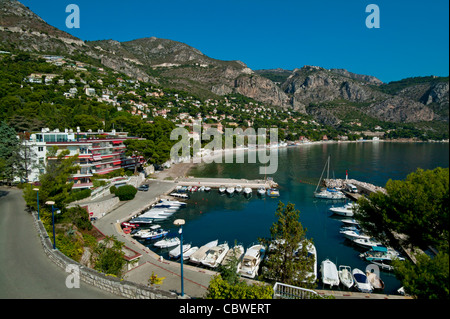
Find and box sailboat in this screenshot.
[314,156,346,200]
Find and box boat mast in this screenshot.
[315,156,329,193]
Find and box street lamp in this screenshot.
[173,219,185,297]
[45,201,58,250]
[32,188,40,220]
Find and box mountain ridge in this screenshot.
[0,0,448,125]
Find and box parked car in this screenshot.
[137,184,149,191]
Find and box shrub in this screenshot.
[205,275,273,299]
[66,205,93,231]
[114,185,137,201]
[110,185,117,194]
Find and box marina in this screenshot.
[102,142,448,298]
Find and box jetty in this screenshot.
[324,178,386,197]
[176,177,277,190]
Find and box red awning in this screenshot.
[112,140,122,144]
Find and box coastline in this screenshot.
[160,138,449,179]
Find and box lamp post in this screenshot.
[45,201,57,249]
[173,219,185,297]
[33,188,40,220]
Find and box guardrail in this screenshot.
[273,282,318,299]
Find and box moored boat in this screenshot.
[352,268,372,293]
[338,265,354,289]
[189,239,219,265]
[169,243,192,259]
[243,187,252,197]
[366,271,385,290]
[340,229,371,240]
[218,185,226,194]
[320,259,340,288]
[352,237,384,249]
[226,186,235,195]
[235,185,243,193]
[201,242,230,268]
[267,188,280,197]
[183,246,199,261]
[154,237,180,249]
[237,244,265,279]
[221,244,245,267]
[257,186,266,196]
[330,203,357,217]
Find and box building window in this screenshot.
[38,146,44,152]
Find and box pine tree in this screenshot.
[260,201,316,289]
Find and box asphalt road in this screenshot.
[0,187,120,299]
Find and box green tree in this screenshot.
[259,202,316,288]
[355,167,449,248]
[393,248,449,299]
[0,121,21,183]
[94,235,126,277]
[354,167,449,299]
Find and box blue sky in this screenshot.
[20,0,449,83]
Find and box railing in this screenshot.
[273,282,318,299]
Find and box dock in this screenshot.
[324,178,421,265]
[176,177,277,190]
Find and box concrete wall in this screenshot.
[31,211,177,299]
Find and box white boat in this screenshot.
[338,265,354,289]
[314,155,347,200]
[201,242,230,268]
[341,218,360,226]
[204,187,211,192]
[169,243,192,259]
[315,189,346,199]
[352,237,384,249]
[257,186,266,196]
[199,186,205,192]
[218,185,226,194]
[352,268,372,293]
[226,187,235,195]
[320,259,340,288]
[237,244,265,279]
[221,244,245,267]
[189,239,219,265]
[243,187,252,197]
[340,229,371,240]
[136,225,168,240]
[169,192,189,199]
[158,199,187,207]
[330,203,357,217]
[154,237,180,249]
[235,185,243,193]
[183,246,199,261]
[366,271,385,290]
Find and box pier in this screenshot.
[176,177,277,190]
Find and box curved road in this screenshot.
[0,187,120,299]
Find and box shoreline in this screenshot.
[159,138,449,179]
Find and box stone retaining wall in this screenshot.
[31,212,178,299]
